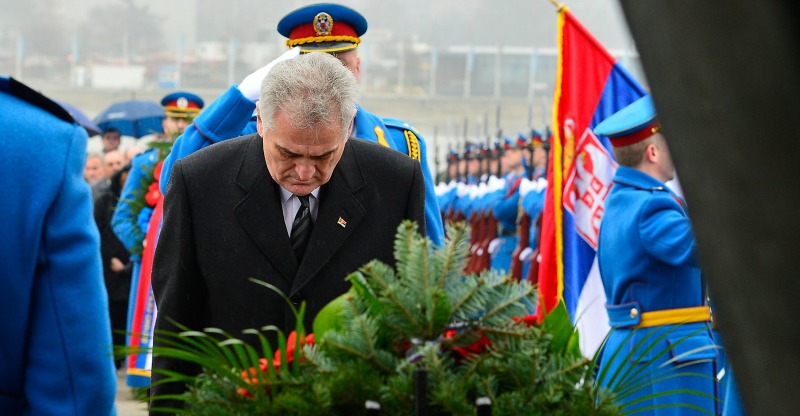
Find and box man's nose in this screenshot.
[295,162,315,181]
[176,118,189,131]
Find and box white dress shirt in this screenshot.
[279,186,320,236]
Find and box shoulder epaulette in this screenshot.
[383,118,422,163]
[1,77,74,124]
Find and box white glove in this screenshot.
[519,178,533,197]
[519,247,535,262]
[238,47,301,102]
[488,238,502,255]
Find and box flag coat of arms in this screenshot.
[538,5,647,357]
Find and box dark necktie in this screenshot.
[290,194,313,262]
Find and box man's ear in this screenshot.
[645,142,658,163]
[347,113,356,137]
[353,56,362,81]
[255,100,264,137]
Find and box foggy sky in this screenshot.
[45,0,635,55]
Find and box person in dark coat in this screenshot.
[94,164,133,369]
[151,51,426,412]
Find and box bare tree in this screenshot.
[79,0,164,61]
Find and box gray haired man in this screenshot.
[150,52,426,411]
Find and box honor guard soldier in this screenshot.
[1,77,117,415]
[111,91,203,388]
[516,172,547,281]
[514,132,549,281]
[593,96,719,415]
[437,149,461,227]
[489,136,528,274]
[160,3,444,245]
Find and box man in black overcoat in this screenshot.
[151,52,425,410]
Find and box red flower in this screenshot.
[274,331,315,366]
[153,160,164,182]
[238,331,315,398]
[145,182,161,207]
[450,329,492,359]
[513,314,539,327]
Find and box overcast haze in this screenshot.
[2,0,636,65]
[0,0,643,160]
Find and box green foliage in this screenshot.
[121,135,178,256]
[148,221,623,415]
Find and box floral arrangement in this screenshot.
[124,140,173,256]
[149,222,624,415]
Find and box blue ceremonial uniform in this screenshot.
[112,148,157,388]
[519,176,547,276]
[382,118,444,245]
[595,96,720,415]
[161,86,445,245]
[491,173,522,273]
[272,2,443,244]
[0,77,116,415]
[114,90,204,388]
[597,166,717,415]
[438,181,458,221]
[160,85,255,195]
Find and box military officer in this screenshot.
[594,96,718,415]
[488,136,527,273]
[160,3,444,245]
[0,77,116,415]
[111,91,203,388]
[517,132,548,279]
[437,149,460,227]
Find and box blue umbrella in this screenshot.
[93,100,164,138]
[56,100,101,137]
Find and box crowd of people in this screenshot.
[2,2,744,416]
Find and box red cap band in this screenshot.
[609,120,661,147]
[163,100,200,110]
[289,21,358,42]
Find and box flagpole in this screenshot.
[547,0,568,12]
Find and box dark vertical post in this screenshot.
[364,400,381,416]
[618,1,800,414]
[476,396,492,416]
[414,368,428,416]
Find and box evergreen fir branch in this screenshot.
[447,278,481,319]
[319,338,394,374]
[358,261,425,334]
[346,271,383,316]
[436,223,470,289]
[392,221,417,279]
[542,357,592,381]
[478,283,535,323]
[146,221,626,415]
[405,228,431,290]
[350,297,383,363]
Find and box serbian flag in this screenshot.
[126,162,165,387]
[537,6,646,357]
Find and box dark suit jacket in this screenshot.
[151,133,425,407]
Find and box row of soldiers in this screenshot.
[435,130,550,282]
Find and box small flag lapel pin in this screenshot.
[337,217,347,228]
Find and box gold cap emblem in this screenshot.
[313,12,333,36]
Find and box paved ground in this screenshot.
[115,370,148,416]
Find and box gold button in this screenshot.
[630,308,639,319]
